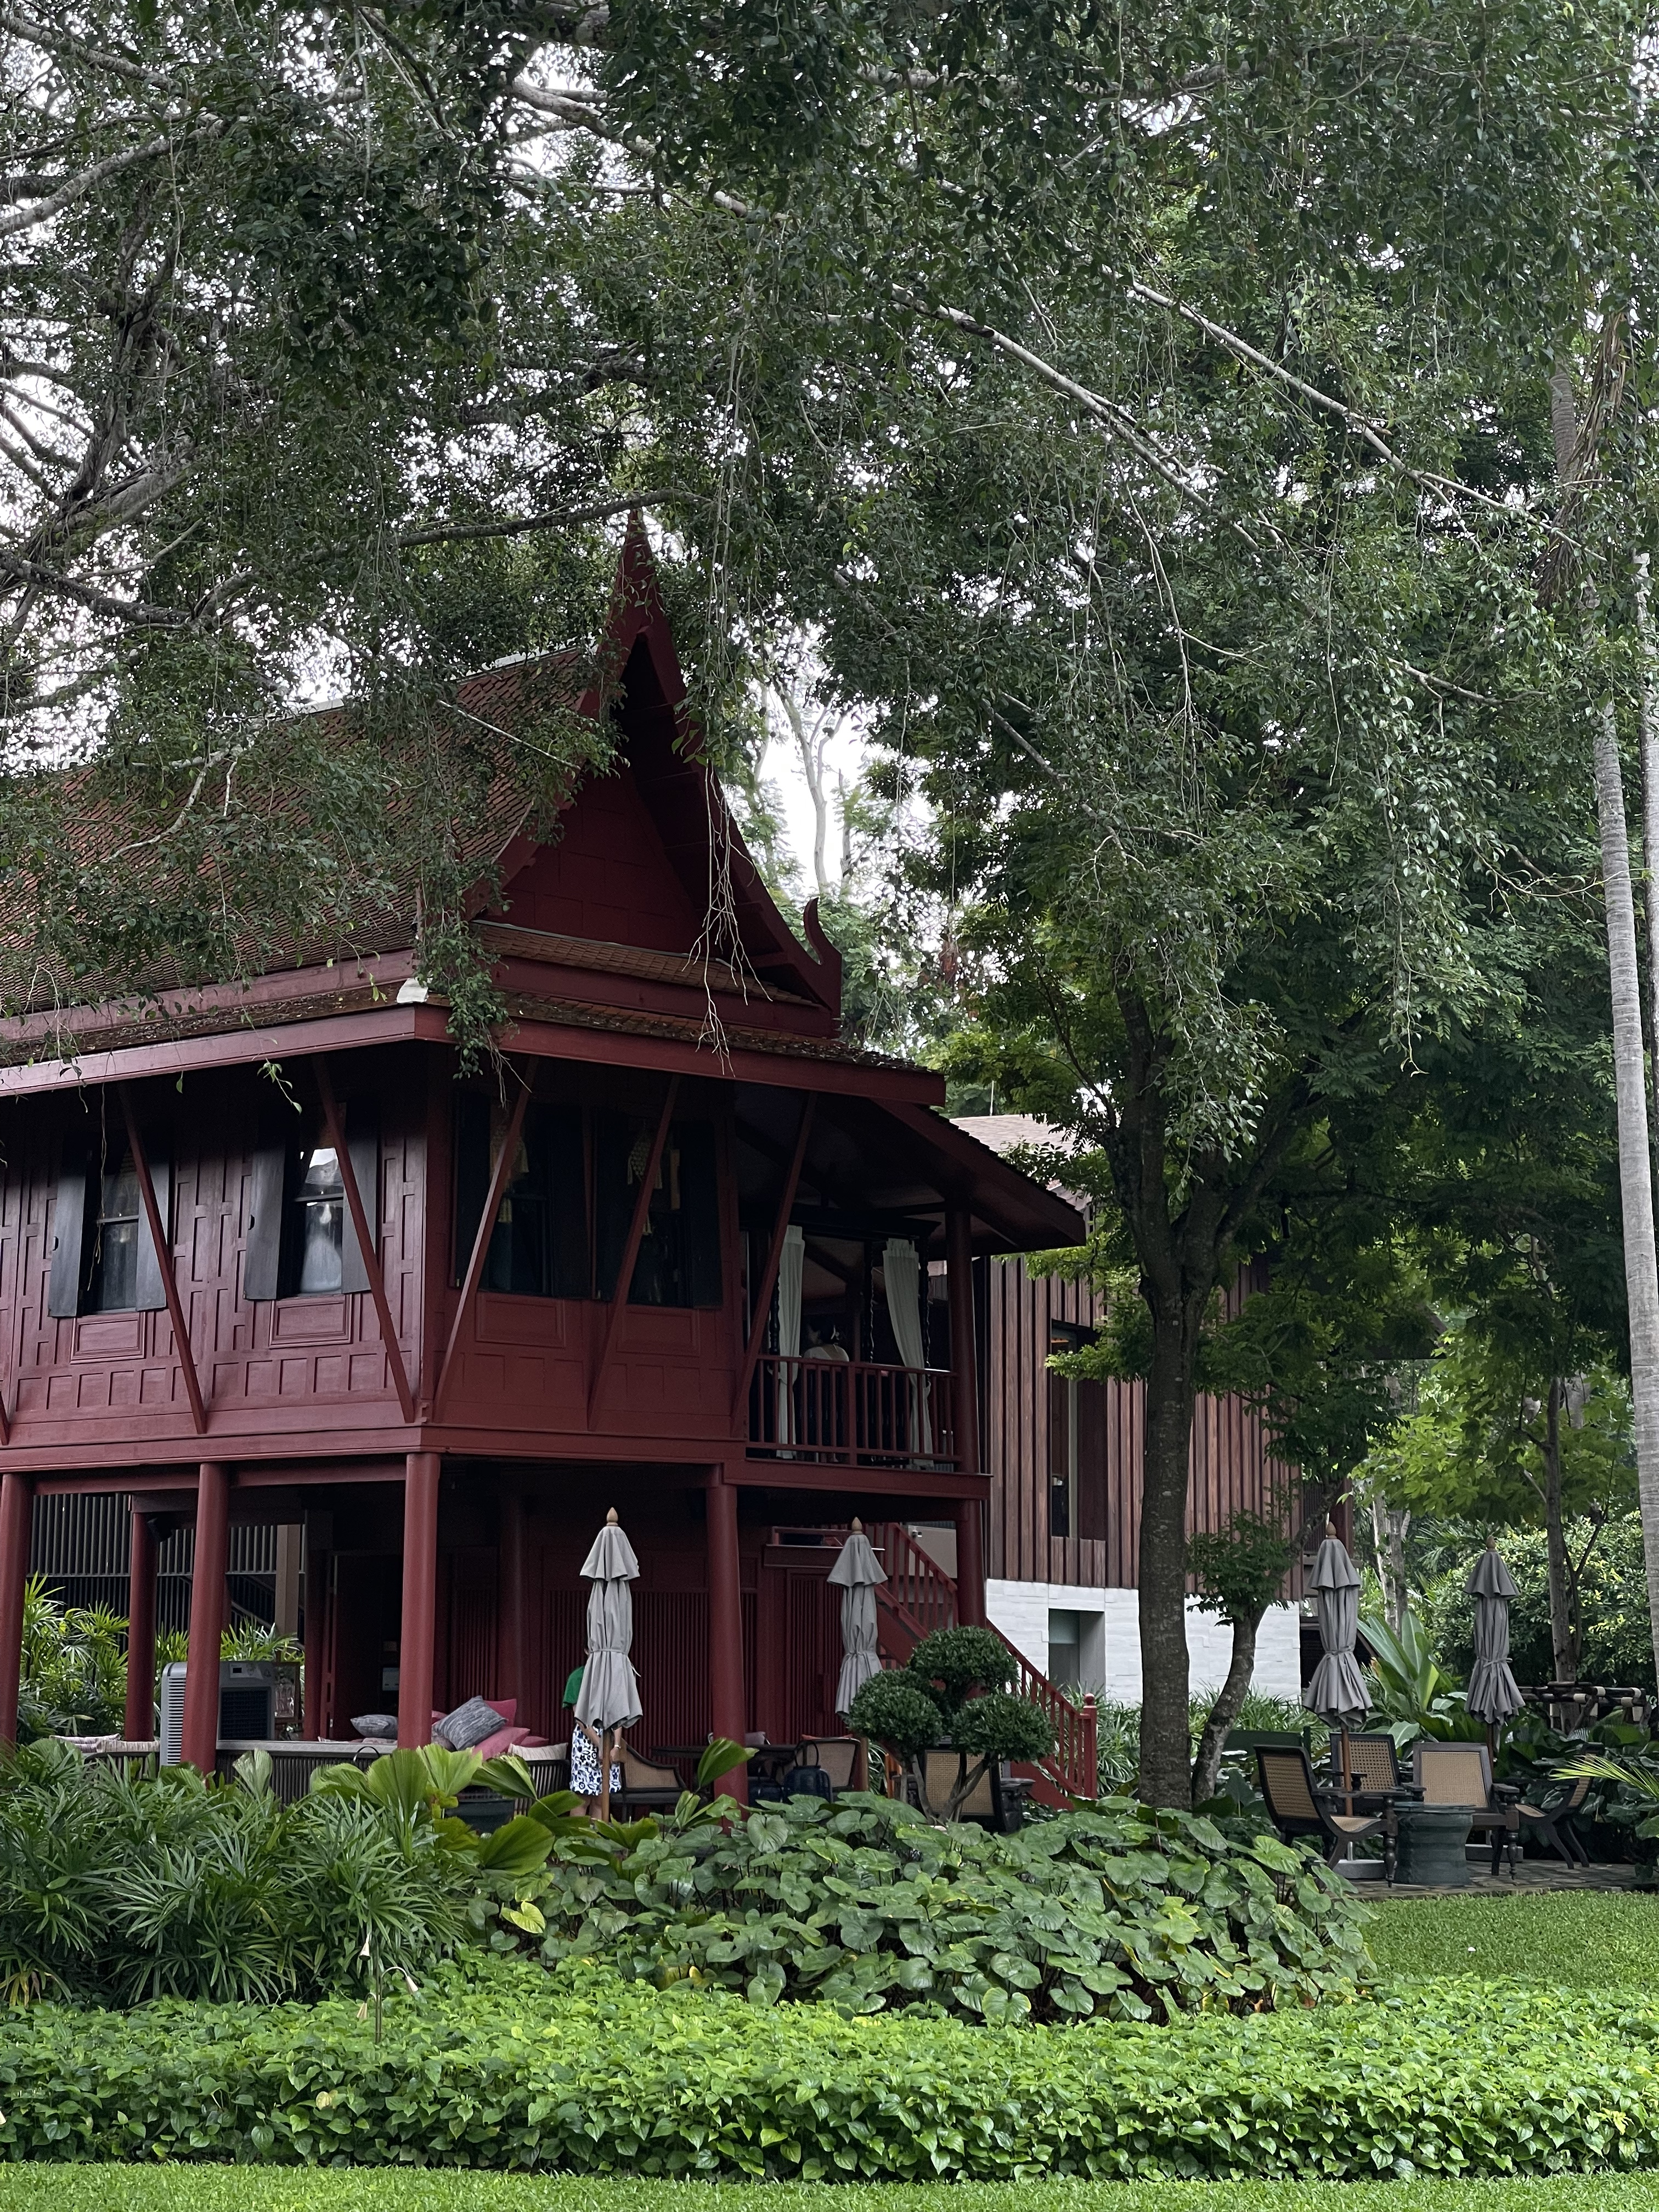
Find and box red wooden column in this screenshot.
[946,1207,987,1628]
[497,1485,526,1715]
[707,1467,748,1801]
[398,1452,441,1748]
[180,1462,229,1772]
[302,1511,330,1739]
[124,1505,159,1742]
[0,1471,32,1747]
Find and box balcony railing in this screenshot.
[747,1354,957,1469]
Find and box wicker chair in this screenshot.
[1257,1746,1396,1879]
[1412,1741,1520,1877]
[1326,1732,1417,1817]
[798,1736,865,1792]
[917,1748,1024,1831]
[618,1745,684,1817]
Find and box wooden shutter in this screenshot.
[133,1153,172,1312]
[1047,1370,1071,1477]
[340,1101,380,1296]
[1076,1377,1109,1542]
[46,1141,88,1318]
[242,1121,289,1302]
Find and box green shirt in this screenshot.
[562,1666,586,1709]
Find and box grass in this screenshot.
[9,2186,1659,2212]
[1362,1883,1659,1987]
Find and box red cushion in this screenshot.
[473,1723,532,1762]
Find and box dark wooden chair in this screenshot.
[1412,1741,1520,1877]
[1328,1731,1418,1816]
[1257,1746,1396,1880]
[1517,1773,1593,1865]
[618,1745,684,1817]
[917,1748,1026,1831]
[798,1736,865,1792]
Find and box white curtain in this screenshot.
[882,1237,932,1453]
[776,1223,805,1448]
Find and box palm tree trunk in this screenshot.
[1635,553,1659,1114]
[1543,1376,1575,1681]
[1592,705,1659,1682]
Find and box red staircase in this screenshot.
[854,1521,1099,1803]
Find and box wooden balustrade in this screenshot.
[747,1354,956,1469]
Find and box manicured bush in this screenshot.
[528,1791,1365,2022]
[2,1957,1659,2178]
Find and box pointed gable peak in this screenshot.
[496,525,842,1019]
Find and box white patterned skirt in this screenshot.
[569,1730,621,1798]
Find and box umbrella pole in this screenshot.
[598,1727,615,1825]
[1341,1726,1352,1814]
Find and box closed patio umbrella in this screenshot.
[1305,1526,1368,1799]
[1466,1543,1523,1747]
[574,1508,642,1821]
[828,1517,888,1716]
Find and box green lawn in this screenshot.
[1362,1884,1659,1986]
[7,2185,1659,2212]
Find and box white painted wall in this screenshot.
[986,1577,1303,1706]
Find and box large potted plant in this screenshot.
[847,1627,1054,1822]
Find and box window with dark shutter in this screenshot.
[245,1101,380,1301]
[596,1116,722,1308]
[46,1143,88,1319]
[1047,1370,1073,1538]
[454,1094,588,1297]
[1076,1377,1108,1542]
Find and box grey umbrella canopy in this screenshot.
[1305,1532,1369,1723]
[828,1519,888,1716]
[1465,1544,1524,1725]
[573,1509,643,1737]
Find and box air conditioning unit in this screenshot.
[158,1660,278,1765]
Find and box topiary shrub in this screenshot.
[843,1671,943,1763]
[847,1632,1053,1819]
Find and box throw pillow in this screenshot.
[351,1713,399,1741]
[434,1695,508,1751]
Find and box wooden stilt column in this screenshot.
[0,1472,32,1747]
[302,1511,330,1740]
[124,1505,159,1743]
[707,1468,747,1801]
[497,1485,526,1717]
[946,1206,988,1628]
[398,1452,441,1748]
[180,1462,229,1772]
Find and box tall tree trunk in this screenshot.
[1189,1608,1260,1808]
[1370,1494,1412,1633]
[1138,1299,1200,1808]
[1542,1375,1576,1681]
[1634,552,1659,1121]
[1591,706,1659,1685]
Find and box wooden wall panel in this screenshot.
[982,1254,1305,1594]
[0,1049,430,1451]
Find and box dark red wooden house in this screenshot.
[0,532,1082,1790]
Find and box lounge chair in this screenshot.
[1257,1745,1396,1880]
[1412,1741,1520,1878]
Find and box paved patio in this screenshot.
[1341,1854,1646,1898]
